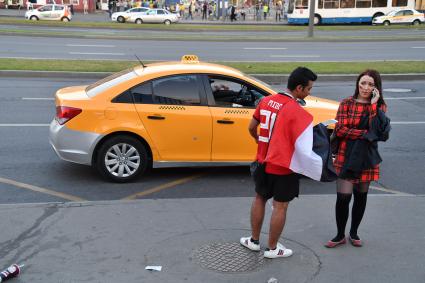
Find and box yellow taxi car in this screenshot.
[49,55,338,182]
[373,9,425,26]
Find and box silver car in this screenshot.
[111,7,150,23]
[131,8,179,25]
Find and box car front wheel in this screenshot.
[383,20,390,26]
[164,19,171,25]
[117,16,125,23]
[30,15,39,21]
[61,17,70,22]
[412,19,420,26]
[95,135,150,182]
[135,18,143,24]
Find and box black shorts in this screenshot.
[255,173,299,203]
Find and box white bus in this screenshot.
[287,0,415,24]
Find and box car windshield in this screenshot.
[86,68,138,97]
[386,11,397,16]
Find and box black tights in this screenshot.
[332,179,369,242]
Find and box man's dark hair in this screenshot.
[287,67,317,91]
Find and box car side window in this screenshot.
[395,11,404,16]
[131,81,154,104]
[157,10,165,14]
[152,75,201,105]
[40,5,53,11]
[404,10,413,16]
[147,10,156,15]
[207,76,266,108]
[55,6,64,10]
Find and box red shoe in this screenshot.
[324,237,346,248]
[349,236,363,247]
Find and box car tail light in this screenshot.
[56,106,82,125]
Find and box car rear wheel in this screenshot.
[95,135,150,183]
[135,18,143,24]
[164,19,171,25]
[383,20,390,26]
[61,17,70,22]
[412,19,420,26]
[30,16,39,21]
[117,16,125,23]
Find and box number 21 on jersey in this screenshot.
[258,109,277,143]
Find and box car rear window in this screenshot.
[86,68,138,97]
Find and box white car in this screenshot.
[373,9,425,26]
[25,4,72,22]
[131,8,179,25]
[111,7,150,23]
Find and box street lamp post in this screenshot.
[307,0,316,37]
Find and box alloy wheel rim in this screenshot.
[105,143,140,178]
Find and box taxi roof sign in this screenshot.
[181,55,199,64]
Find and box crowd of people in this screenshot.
[104,0,288,22]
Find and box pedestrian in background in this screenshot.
[240,67,318,259]
[325,69,390,248]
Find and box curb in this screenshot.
[1,70,425,84]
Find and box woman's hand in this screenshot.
[371,88,380,104]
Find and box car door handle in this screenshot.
[217,119,234,124]
[147,115,165,120]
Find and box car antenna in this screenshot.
[134,54,146,68]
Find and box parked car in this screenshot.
[373,9,425,26]
[49,55,338,182]
[111,7,149,23]
[130,8,179,25]
[25,4,72,22]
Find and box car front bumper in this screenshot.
[49,119,103,165]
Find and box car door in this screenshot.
[203,75,268,161]
[133,74,212,161]
[143,9,157,22]
[392,10,405,24]
[39,5,53,20]
[156,9,167,22]
[52,5,64,20]
[402,10,414,24]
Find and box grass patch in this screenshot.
[0,58,424,74]
[1,17,424,32]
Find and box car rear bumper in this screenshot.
[49,119,103,165]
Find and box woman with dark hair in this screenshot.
[325,69,388,248]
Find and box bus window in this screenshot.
[324,0,340,8]
[318,0,324,8]
[392,0,408,6]
[295,0,308,9]
[341,0,355,8]
[356,0,371,8]
[372,0,386,7]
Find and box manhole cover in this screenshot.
[194,242,265,272]
[384,88,413,93]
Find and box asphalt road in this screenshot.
[2,34,425,61]
[0,76,423,204]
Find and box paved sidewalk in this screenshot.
[0,7,288,24]
[0,195,423,282]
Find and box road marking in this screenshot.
[386,97,425,100]
[270,55,320,58]
[370,185,414,196]
[391,121,425,125]
[66,44,116,48]
[411,46,425,49]
[244,47,288,50]
[0,124,49,127]
[0,176,86,202]
[22,97,54,101]
[69,52,125,56]
[122,173,205,200]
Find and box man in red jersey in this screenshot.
[240,67,317,259]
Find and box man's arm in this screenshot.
[248,118,260,143]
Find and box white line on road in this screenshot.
[270,55,320,58]
[66,44,116,48]
[370,185,414,196]
[0,124,49,127]
[385,97,425,100]
[391,122,425,125]
[411,46,425,49]
[22,97,54,101]
[69,52,125,56]
[244,47,288,50]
